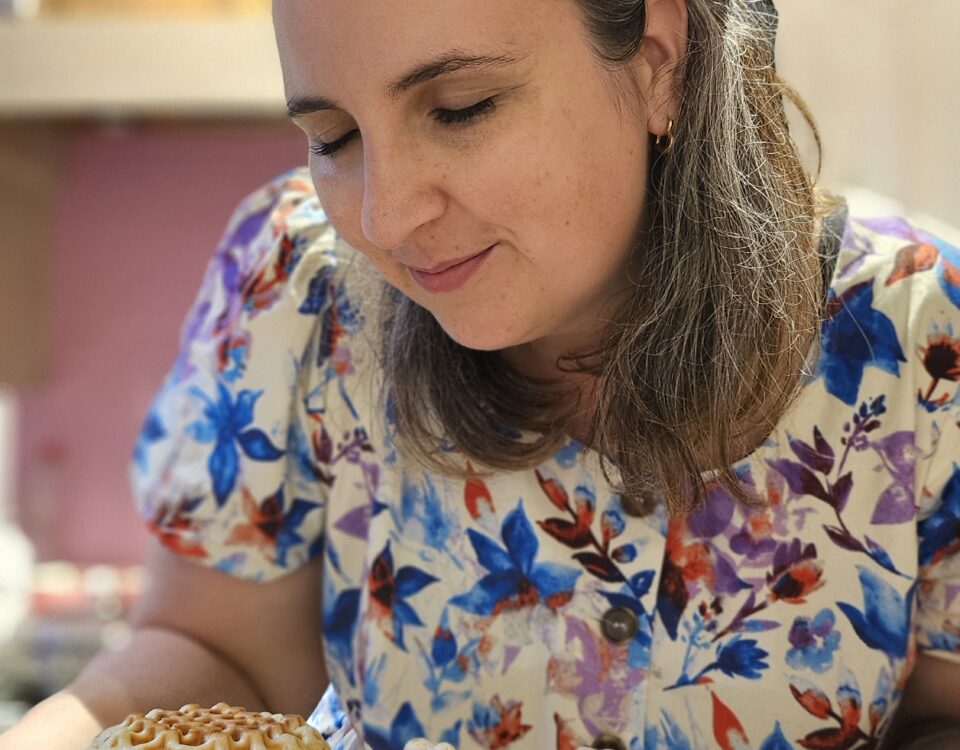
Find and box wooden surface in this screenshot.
[0,123,63,385]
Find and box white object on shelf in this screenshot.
[0,385,33,645]
[0,521,32,643]
[0,385,15,523]
[0,17,287,117]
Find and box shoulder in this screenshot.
[822,211,960,482]
[829,213,960,316]
[130,170,380,577]
[214,168,383,449]
[177,167,376,384]
[810,211,960,468]
[210,166,346,304]
[822,213,960,386]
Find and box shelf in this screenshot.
[0,17,287,118]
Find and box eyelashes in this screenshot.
[309,96,499,158]
[433,95,497,125]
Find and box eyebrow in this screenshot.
[286,50,527,119]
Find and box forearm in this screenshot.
[0,625,266,750]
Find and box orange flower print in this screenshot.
[225,486,283,558]
[919,331,960,405]
[467,696,533,749]
[149,497,208,558]
[553,713,581,750]
[767,539,825,603]
[885,242,939,286]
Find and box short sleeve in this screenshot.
[129,168,341,582]
[912,228,960,664]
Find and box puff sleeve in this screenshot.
[912,230,960,664]
[129,168,343,582]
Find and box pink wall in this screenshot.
[17,122,307,565]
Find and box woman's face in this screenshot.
[275,0,655,365]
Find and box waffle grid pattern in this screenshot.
[88,703,331,750]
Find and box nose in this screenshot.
[359,135,447,252]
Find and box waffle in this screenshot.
[88,703,331,750]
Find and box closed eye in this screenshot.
[309,96,499,158]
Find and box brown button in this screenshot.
[592,734,627,750]
[600,606,639,643]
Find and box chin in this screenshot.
[431,312,530,353]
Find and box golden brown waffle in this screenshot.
[88,703,331,750]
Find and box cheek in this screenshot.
[309,160,355,235]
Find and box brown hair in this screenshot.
[377,0,836,516]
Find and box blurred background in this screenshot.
[0,0,957,730]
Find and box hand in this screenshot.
[403,741,457,750]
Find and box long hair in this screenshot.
[377,0,836,516]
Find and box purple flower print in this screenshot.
[786,608,841,673]
[870,430,917,525]
[729,508,778,562]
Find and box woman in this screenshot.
[5,0,960,748]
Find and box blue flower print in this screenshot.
[658,710,693,750]
[786,608,841,673]
[186,381,284,506]
[307,684,347,736]
[369,540,439,650]
[366,703,461,750]
[450,501,582,615]
[927,630,960,653]
[400,473,458,554]
[420,608,479,712]
[429,608,481,685]
[815,280,906,405]
[298,265,334,316]
[365,702,425,750]
[935,236,960,310]
[667,633,769,689]
[431,607,457,668]
[322,584,361,687]
[224,485,321,568]
[758,722,792,750]
[712,635,770,680]
[133,406,166,474]
[837,566,911,659]
[552,438,582,469]
[918,463,960,566]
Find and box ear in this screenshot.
[631,0,688,136]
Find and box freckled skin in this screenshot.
[274,0,669,378]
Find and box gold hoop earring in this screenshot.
[655,118,676,154]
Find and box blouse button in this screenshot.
[592,734,627,750]
[600,606,639,643]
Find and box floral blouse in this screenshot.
[131,168,960,750]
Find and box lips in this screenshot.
[406,246,495,275]
[406,244,496,294]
